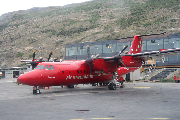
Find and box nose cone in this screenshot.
[17,74,27,84]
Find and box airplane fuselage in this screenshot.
[18,58,142,87]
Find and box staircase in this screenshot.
[149,69,177,81]
[166,68,180,79]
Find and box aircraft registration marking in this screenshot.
[66,75,94,80]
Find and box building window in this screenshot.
[116,41,130,53]
[142,40,147,51]
[78,45,86,55]
[90,44,102,55]
[147,39,163,51]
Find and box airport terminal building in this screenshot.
[65,33,180,67]
[0,67,27,79]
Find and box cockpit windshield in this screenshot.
[35,65,54,70]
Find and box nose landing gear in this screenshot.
[33,86,41,94]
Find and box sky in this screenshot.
[0,0,92,16]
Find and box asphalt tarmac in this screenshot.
[0,78,180,120]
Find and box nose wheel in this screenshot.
[33,86,41,94]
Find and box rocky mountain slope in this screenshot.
[0,0,179,67]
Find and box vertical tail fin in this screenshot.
[128,35,142,54]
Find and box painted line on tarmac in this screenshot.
[133,87,151,89]
[92,118,118,119]
[70,119,86,120]
[70,118,171,120]
[149,118,170,120]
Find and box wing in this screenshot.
[123,48,180,61]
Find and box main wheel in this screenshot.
[108,83,116,90]
[67,85,74,88]
[175,80,179,83]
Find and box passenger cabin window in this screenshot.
[44,65,49,70]
[35,65,44,70]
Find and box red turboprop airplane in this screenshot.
[17,35,180,94]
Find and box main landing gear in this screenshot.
[108,72,117,90]
[67,85,74,88]
[108,82,116,90]
[108,72,125,90]
[33,86,41,94]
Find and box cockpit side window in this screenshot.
[35,65,44,70]
[44,65,49,70]
[49,65,54,70]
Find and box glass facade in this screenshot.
[65,33,180,66]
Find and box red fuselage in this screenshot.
[18,57,142,87]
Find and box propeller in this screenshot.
[86,45,129,74]
[108,45,128,70]
[29,51,53,69]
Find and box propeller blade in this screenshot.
[108,60,117,71]
[119,59,128,70]
[89,64,92,75]
[119,45,128,55]
[33,51,35,61]
[31,61,37,69]
[86,58,93,74]
[48,51,53,61]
